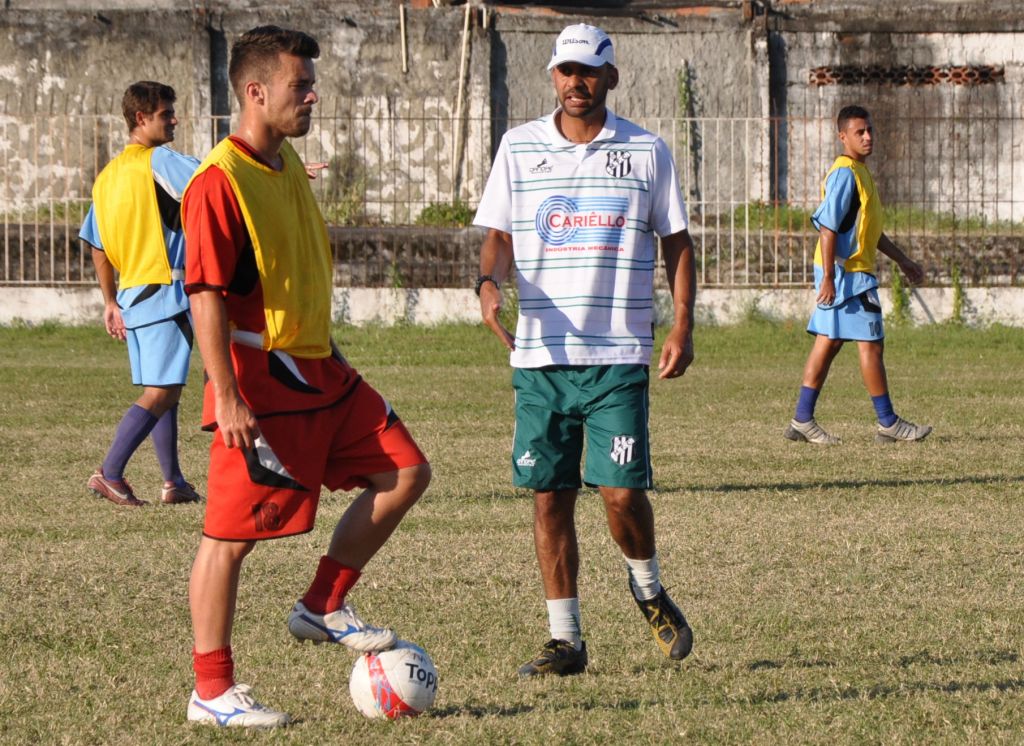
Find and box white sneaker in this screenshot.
[876,416,932,443]
[287,600,397,652]
[186,683,291,728]
[783,417,842,445]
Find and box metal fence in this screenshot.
[2,105,1022,288]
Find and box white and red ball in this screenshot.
[349,640,438,719]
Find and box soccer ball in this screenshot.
[349,640,438,719]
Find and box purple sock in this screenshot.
[102,404,159,481]
[872,393,897,427]
[151,404,184,485]
[794,386,820,423]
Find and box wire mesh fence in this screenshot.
[2,105,1022,288]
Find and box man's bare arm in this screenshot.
[478,228,516,351]
[658,229,696,380]
[189,289,259,450]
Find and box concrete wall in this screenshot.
[0,9,209,212]
[490,8,769,213]
[774,29,1024,222]
[2,1,1023,291]
[5,1,1022,220]
[5,285,1024,328]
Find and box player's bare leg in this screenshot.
[287,463,430,651]
[136,384,182,417]
[326,463,431,569]
[600,487,692,660]
[856,340,888,396]
[802,335,844,389]
[534,489,580,599]
[518,489,588,677]
[599,487,655,559]
[190,537,256,653]
[187,537,290,728]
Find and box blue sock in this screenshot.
[151,404,184,485]
[102,404,159,481]
[871,393,897,427]
[794,386,820,423]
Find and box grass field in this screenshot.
[1,320,1022,744]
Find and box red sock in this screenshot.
[193,646,234,700]
[301,555,361,614]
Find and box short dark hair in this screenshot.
[837,105,871,132]
[122,81,175,131]
[229,25,320,105]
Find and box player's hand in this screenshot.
[900,258,924,285]
[816,276,836,307]
[215,392,260,450]
[304,162,328,180]
[479,281,515,351]
[658,326,694,380]
[103,302,126,341]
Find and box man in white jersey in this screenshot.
[475,23,697,677]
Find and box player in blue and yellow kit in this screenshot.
[785,105,932,445]
[80,81,203,505]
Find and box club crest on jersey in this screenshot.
[610,435,636,466]
[605,150,632,178]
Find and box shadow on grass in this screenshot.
[745,677,1024,705]
[430,703,536,719]
[746,648,1017,673]
[748,657,834,671]
[681,474,1024,495]
[896,649,1019,668]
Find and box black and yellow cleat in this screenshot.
[632,583,693,660]
[517,639,588,678]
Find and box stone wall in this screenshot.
[2,1,1023,288]
[773,29,1024,222]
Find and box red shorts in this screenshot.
[203,379,427,541]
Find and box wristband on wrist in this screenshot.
[474,275,499,296]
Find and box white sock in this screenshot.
[546,598,582,649]
[625,554,662,601]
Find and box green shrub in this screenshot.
[887,269,911,326]
[950,262,965,325]
[415,201,475,228]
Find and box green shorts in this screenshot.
[512,364,652,491]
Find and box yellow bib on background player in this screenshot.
[91,144,172,288]
[187,138,333,359]
[813,155,883,274]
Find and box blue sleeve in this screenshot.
[78,204,101,249]
[151,146,202,200]
[810,168,856,233]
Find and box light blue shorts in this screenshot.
[808,288,884,341]
[126,311,194,386]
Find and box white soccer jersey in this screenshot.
[474,108,688,368]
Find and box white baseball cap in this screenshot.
[546,24,615,71]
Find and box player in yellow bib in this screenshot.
[80,82,203,506]
[785,105,932,445]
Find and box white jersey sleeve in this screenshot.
[648,138,689,237]
[473,136,514,234]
